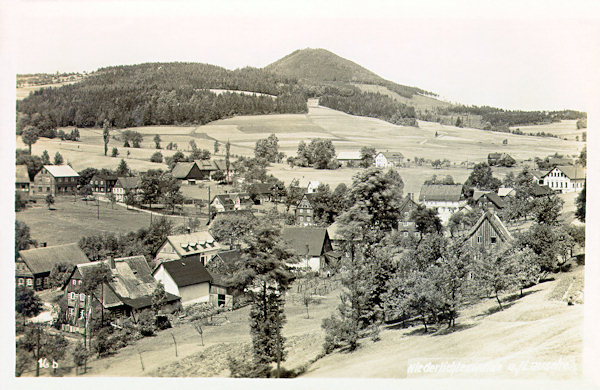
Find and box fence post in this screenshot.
[171,332,178,357]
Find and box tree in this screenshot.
[214,140,220,155]
[150,151,163,163]
[41,150,51,165]
[464,162,501,192]
[16,286,41,318]
[140,170,162,210]
[22,127,39,154]
[474,246,522,310]
[212,170,226,183]
[107,192,117,209]
[124,189,137,210]
[16,221,37,254]
[111,147,119,157]
[576,181,586,222]
[530,195,564,225]
[53,151,64,165]
[160,174,184,214]
[359,147,376,168]
[15,191,27,212]
[48,262,76,288]
[209,212,255,248]
[102,120,110,156]
[189,139,197,151]
[153,134,162,149]
[254,134,280,163]
[284,178,304,212]
[577,147,586,167]
[72,342,90,375]
[431,159,442,169]
[116,158,130,176]
[45,194,55,209]
[448,209,479,237]
[225,140,231,182]
[151,282,168,314]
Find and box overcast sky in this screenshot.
[2,0,600,111]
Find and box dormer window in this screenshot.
[491,237,497,244]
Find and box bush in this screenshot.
[137,310,156,336]
[150,152,163,163]
[93,327,116,357]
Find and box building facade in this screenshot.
[296,193,316,226]
[31,165,79,197]
[542,165,586,193]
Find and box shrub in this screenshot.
[150,152,163,163]
[137,310,156,336]
[93,327,116,357]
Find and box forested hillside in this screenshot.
[17,63,308,131]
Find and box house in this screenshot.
[307,181,320,193]
[152,259,232,308]
[530,183,555,197]
[212,160,227,172]
[397,195,420,238]
[61,256,181,333]
[211,193,253,213]
[31,165,79,197]
[418,184,467,224]
[463,210,513,252]
[16,243,89,290]
[375,151,404,168]
[248,183,273,204]
[16,165,30,199]
[171,162,204,184]
[476,192,506,212]
[336,151,362,166]
[89,173,118,196]
[487,153,503,166]
[497,187,516,198]
[194,160,218,180]
[154,231,222,266]
[296,193,316,226]
[542,165,586,193]
[530,170,546,185]
[113,176,141,202]
[281,227,334,273]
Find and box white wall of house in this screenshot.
[375,153,391,168]
[153,265,180,298]
[424,200,467,224]
[155,242,182,262]
[543,168,583,193]
[179,283,211,306]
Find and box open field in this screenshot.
[17,100,584,173]
[510,120,586,142]
[16,81,82,100]
[15,198,186,246]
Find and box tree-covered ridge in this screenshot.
[17,63,308,130]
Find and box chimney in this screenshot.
[187,227,191,234]
[108,256,115,269]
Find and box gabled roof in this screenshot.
[530,184,554,197]
[337,151,362,160]
[214,249,242,263]
[18,243,89,275]
[479,192,506,209]
[473,190,491,201]
[326,221,344,241]
[298,193,317,207]
[171,162,197,179]
[419,184,464,202]
[16,165,30,183]
[157,259,213,288]
[464,211,514,243]
[398,197,419,214]
[165,231,221,257]
[116,176,141,190]
[281,227,329,257]
[212,194,235,209]
[43,165,79,178]
[544,165,586,180]
[378,151,404,160]
[194,160,217,171]
[497,187,515,197]
[212,160,227,171]
[488,152,502,159]
[530,170,546,179]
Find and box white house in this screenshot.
[154,231,222,266]
[418,184,467,224]
[307,181,320,193]
[542,165,586,193]
[375,152,403,168]
[113,176,141,202]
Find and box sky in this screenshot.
[1,0,600,111]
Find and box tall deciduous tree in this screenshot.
[102,120,110,156]
[254,134,280,163]
[464,162,501,193]
[153,134,162,149]
[359,146,376,168]
[22,127,39,154]
[53,151,64,165]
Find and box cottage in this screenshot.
[497,187,516,198]
[542,165,586,193]
[153,259,232,308]
[281,227,334,273]
[530,170,546,185]
[16,243,89,290]
[476,192,506,212]
[211,193,253,213]
[463,211,513,251]
[112,176,142,202]
[248,183,274,204]
[155,231,222,265]
[89,173,118,196]
[31,165,79,197]
[418,184,466,224]
[16,165,30,199]
[296,193,316,226]
[375,151,404,168]
[397,195,420,238]
[307,181,320,193]
[487,153,503,166]
[336,151,362,166]
[171,162,204,184]
[61,256,181,333]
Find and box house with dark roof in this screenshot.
[194,160,218,180]
[296,193,317,226]
[530,183,555,197]
[90,173,118,195]
[112,176,142,202]
[16,165,30,199]
[397,195,420,238]
[281,227,334,273]
[16,243,90,290]
[61,256,181,333]
[463,211,514,252]
[476,192,506,212]
[418,184,466,224]
[153,259,232,307]
[154,231,222,265]
[248,183,274,204]
[31,165,79,197]
[542,165,586,193]
[171,162,204,184]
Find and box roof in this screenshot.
[116,176,141,190]
[464,211,513,243]
[212,160,227,171]
[19,243,89,275]
[77,256,179,309]
[326,221,344,241]
[479,192,506,209]
[90,173,117,181]
[43,165,79,178]
[497,187,515,197]
[398,197,419,214]
[378,151,404,160]
[473,190,491,201]
[281,227,329,257]
[530,184,555,197]
[337,151,362,160]
[530,170,546,179]
[171,162,197,179]
[488,152,502,159]
[194,160,217,171]
[214,249,242,263]
[165,231,221,258]
[213,194,235,209]
[544,165,586,180]
[298,193,317,207]
[419,184,464,202]
[251,183,273,194]
[158,259,213,288]
[16,165,30,184]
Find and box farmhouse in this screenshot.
[90,173,118,196]
[248,183,274,204]
[375,151,404,168]
[530,170,546,185]
[397,195,420,237]
[62,256,181,333]
[16,243,89,290]
[296,193,316,226]
[418,184,467,224]
[542,165,586,193]
[31,165,79,197]
[16,165,30,199]
[194,160,218,180]
[152,259,232,308]
[155,230,222,266]
[336,151,362,166]
[171,162,204,184]
[281,227,334,273]
[113,176,141,202]
[476,192,506,212]
[211,193,253,213]
[463,210,513,252]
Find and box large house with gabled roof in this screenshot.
[154,231,222,266]
[281,227,334,273]
[171,162,204,184]
[296,193,317,226]
[31,165,79,197]
[112,176,142,202]
[418,184,466,224]
[542,165,586,193]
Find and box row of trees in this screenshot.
[288,139,339,169]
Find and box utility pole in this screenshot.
[96,199,100,219]
[207,186,211,220]
[35,326,40,377]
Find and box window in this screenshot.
[18,278,24,286]
[491,237,497,244]
[299,208,303,214]
[35,278,41,285]
[306,216,311,222]
[477,236,482,243]
[69,308,74,316]
[46,187,50,192]
[79,309,85,319]
[72,279,77,286]
[69,292,76,300]
[80,293,85,302]
[299,216,304,221]
[403,221,409,227]
[403,232,409,237]
[26,279,33,287]
[78,280,82,285]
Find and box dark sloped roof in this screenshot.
[480,193,506,209]
[464,211,513,243]
[213,194,235,209]
[531,184,554,197]
[212,160,226,171]
[252,183,273,194]
[116,176,141,189]
[171,162,197,179]
[281,227,328,257]
[19,243,89,275]
[297,193,317,208]
[398,197,418,214]
[214,249,241,263]
[195,160,217,171]
[160,259,213,288]
[419,184,463,202]
[16,165,30,184]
